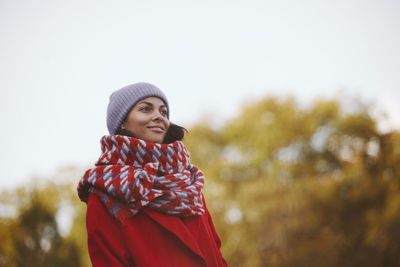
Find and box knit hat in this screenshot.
[107,82,170,134]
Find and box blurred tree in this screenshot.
[0,168,90,267]
[184,96,400,267]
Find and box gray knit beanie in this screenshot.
[106,82,170,134]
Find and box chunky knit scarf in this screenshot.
[77,135,205,220]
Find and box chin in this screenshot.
[147,135,164,144]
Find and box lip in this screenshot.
[147,126,165,133]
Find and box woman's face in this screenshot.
[121,97,170,143]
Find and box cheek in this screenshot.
[124,116,141,132]
[127,113,145,126]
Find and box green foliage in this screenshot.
[1,96,399,267]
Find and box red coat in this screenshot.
[86,194,228,266]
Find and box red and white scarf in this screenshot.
[77,135,205,220]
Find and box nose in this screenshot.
[152,111,166,121]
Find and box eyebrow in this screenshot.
[139,101,167,108]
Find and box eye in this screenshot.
[139,106,151,112]
[160,109,168,116]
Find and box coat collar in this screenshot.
[142,208,207,264]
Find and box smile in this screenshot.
[147,126,165,133]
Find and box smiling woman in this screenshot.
[77,82,227,267]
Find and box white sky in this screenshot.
[0,0,399,190]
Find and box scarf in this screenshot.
[77,135,205,220]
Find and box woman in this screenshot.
[78,82,228,267]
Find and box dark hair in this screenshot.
[163,123,187,143]
[115,122,187,144]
